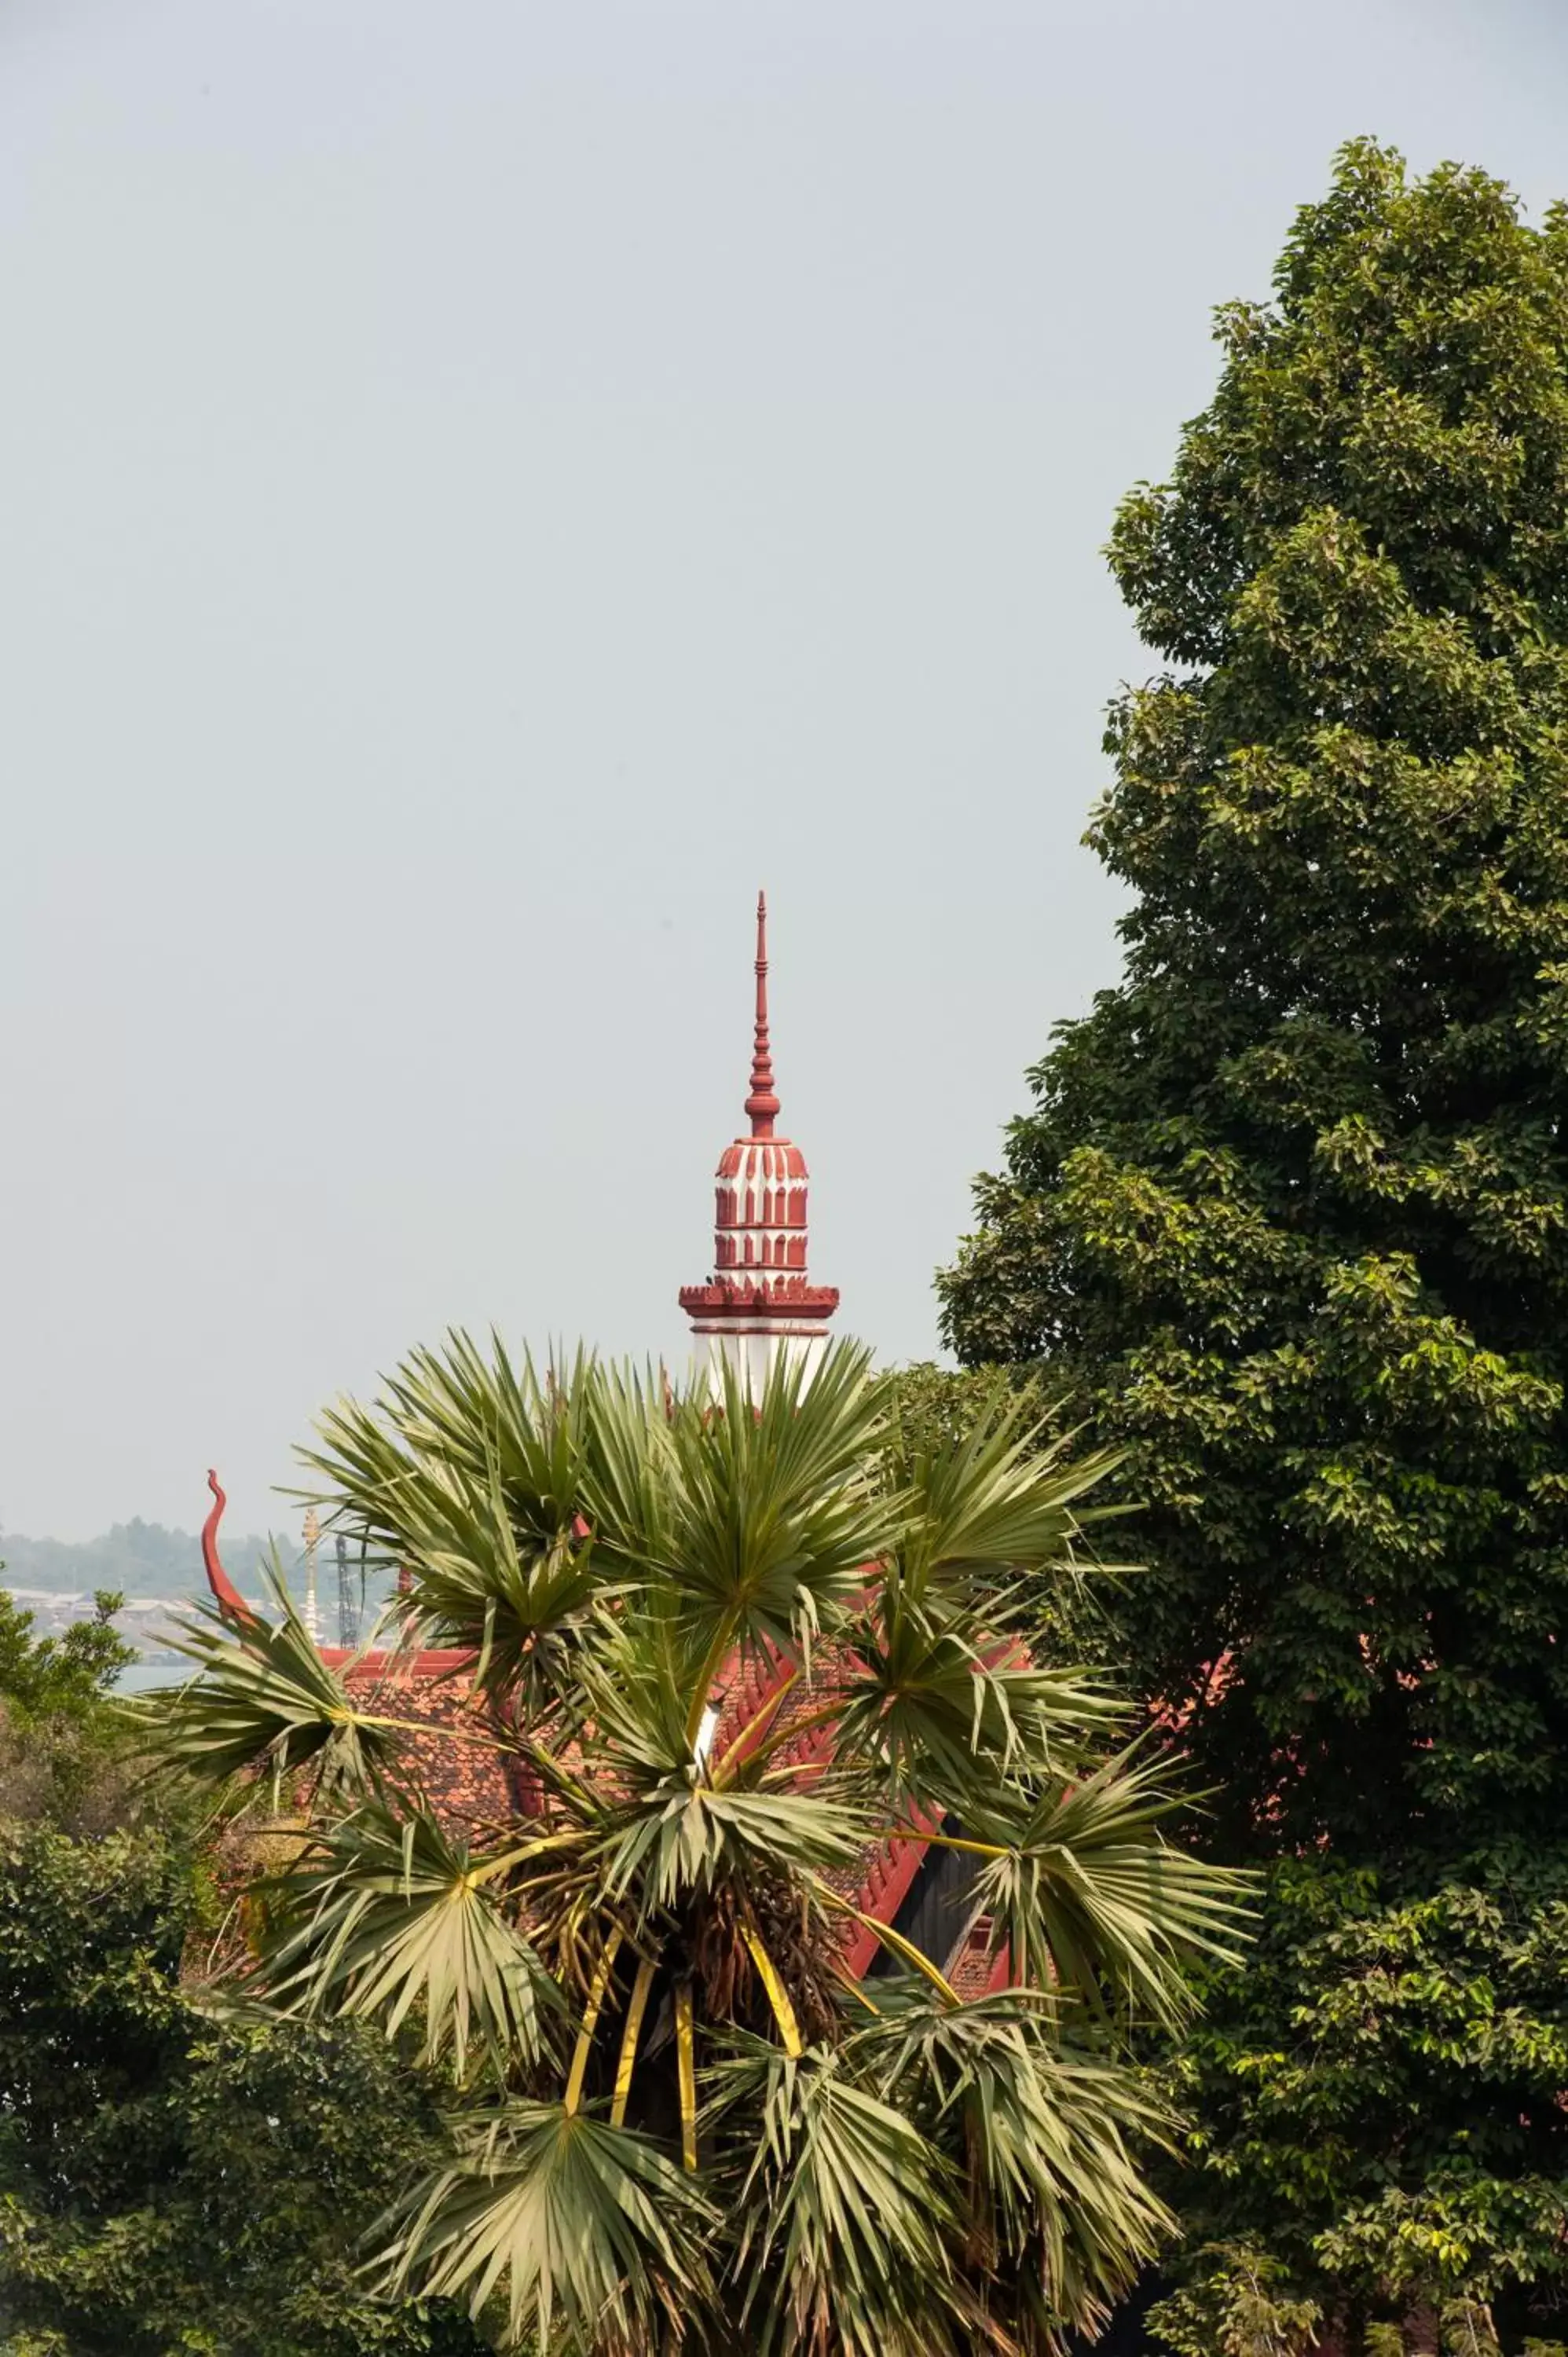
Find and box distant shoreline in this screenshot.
[1,1517,277,1598]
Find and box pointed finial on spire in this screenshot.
[745,889,780,1137]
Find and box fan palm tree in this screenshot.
[145,1338,1247,2357]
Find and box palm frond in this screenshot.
[584,1343,896,1684]
[859,1983,1178,2348]
[569,1596,707,1780]
[258,1802,564,2080]
[592,1784,865,1919]
[130,1554,396,1804]
[822,1379,1137,1816]
[306,1332,595,1543]
[297,1337,602,1711]
[833,1599,1125,1812]
[374,2100,717,2353]
[713,2039,965,2357]
[966,1748,1255,2026]
[882,1376,1130,1605]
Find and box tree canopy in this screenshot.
[0,1585,132,1723]
[940,137,1568,2344]
[942,134,1568,1865]
[0,1584,135,1827]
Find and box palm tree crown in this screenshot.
[146,1339,1247,2357]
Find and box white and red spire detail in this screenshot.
[743,891,781,1137]
[679,893,837,1386]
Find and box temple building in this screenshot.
[201,884,841,1815]
[199,893,994,1985]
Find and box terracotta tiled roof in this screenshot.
[326,1645,526,1832]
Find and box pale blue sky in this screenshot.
[2,0,1565,1538]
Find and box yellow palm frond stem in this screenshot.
[708,1666,800,1785]
[830,1957,881,2014]
[610,1955,658,2128]
[885,1824,1009,1860]
[563,1929,623,2116]
[675,1980,698,2171]
[740,1923,804,2057]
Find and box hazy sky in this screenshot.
[3,0,1566,1541]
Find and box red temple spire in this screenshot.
[680,890,838,1391]
[744,889,780,1138]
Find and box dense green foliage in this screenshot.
[0,1594,486,2357]
[1153,1855,1568,2352]
[0,1585,134,1826]
[142,1340,1245,2357]
[0,1585,133,1720]
[0,1820,489,2357]
[939,141,1568,2344]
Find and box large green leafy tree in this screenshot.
[144,1339,1244,2357]
[939,141,1568,2344]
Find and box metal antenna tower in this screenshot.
[336,1533,361,1649]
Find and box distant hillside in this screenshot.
[0,1517,279,1600]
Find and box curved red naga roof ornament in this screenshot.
[201,1468,259,1629]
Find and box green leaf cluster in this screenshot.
[1165,1853,1568,2350]
[0,1585,136,1826]
[936,137,1568,2339]
[0,1815,487,2357]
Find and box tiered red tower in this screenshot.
[678,893,838,1391]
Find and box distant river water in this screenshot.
[115,1661,189,1693]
